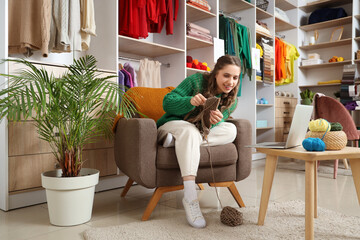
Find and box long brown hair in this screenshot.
[202,55,241,113]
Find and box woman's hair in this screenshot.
[202,55,241,113]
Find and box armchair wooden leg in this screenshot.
[142,185,184,221]
[208,181,245,208]
[121,178,134,197]
[197,184,205,190]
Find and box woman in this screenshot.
[157,55,241,228]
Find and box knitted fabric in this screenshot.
[185,96,220,140]
[156,73,237,128]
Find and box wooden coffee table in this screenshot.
[256,146,360,240]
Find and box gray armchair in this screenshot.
[113,87,252,220]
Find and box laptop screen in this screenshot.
[285,105,314,148]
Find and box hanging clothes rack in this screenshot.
[219,10,241,21]
[118,56,170,68]
[275,33,285,39]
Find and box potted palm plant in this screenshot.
[0,55,136,226]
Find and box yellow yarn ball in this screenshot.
[308,118,331,132]
[202,62,208,66]
[207,67,211,71]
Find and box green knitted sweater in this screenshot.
[156,73,237,128]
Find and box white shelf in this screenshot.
[299,38,352,50]
[186,67,209,76]
[118,35,184,57]
[299,83,341,88]
[220,0,254,13]
[186,35,213,50]
[275,0,297,11]
[299,0,352,13]
[275,17,297,32]
[355,15,360,20]
[299,60,352,69]
[299,16,352,31]
[186,3,216,22]
[256,31,273,39]
[257,104,274,107]
[256,127,273,130]
[256,7,273,20]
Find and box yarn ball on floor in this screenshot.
[220,206,243,227]
[302,137,326,151]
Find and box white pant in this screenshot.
[157,120,237,177]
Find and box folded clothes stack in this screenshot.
[187,0,211,12]
[256,20,271,36]
[187,23,213,43]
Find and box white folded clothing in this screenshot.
[187,22,211,35]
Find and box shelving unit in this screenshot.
[297,0,359,108]
[256,31,273,39]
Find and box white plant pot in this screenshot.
[41,168,99,226]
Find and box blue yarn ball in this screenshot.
[302,138,326,151]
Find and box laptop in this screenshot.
[247,104,314,149]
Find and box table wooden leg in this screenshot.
[349,158,360,205]
[314,161,318,218]
[258,154,278,226]
[305,161,315,240]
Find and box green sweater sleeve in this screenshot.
[162,73,203,115]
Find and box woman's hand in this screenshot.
[209,109,223,125]
[190,93,206,106]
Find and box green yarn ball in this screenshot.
[330,122,343,131]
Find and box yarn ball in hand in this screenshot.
[308,118,331,132]
[330,122,343,131]
[302,138,326,151]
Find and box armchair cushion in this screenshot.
[156,144,238,169]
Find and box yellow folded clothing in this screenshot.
[317,80,341,85]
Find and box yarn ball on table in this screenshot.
[330,122,343,131]
[308,118,331,132]
[302,137,326,151]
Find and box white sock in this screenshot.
[184,180,197,202]
[163,133,175,147]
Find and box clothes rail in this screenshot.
[275,33,285,39]
[219,10,241,21]
[118,56,170,68]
